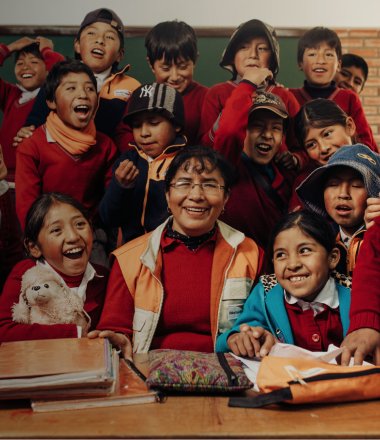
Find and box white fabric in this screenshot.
[284,276,339,317]
[339,223,365,249]
[77,326,82,338]
[0,180,9,197]
[94,66,112,93]
[46,128,55,143]
[16,84,40,105]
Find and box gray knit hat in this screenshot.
[123,83,185,131]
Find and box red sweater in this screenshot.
[289,86,378,153]
[348,216,380,334]
[97,231,216,353]
[15,125,118,232]
[285,301,343,351]
[197,80,309,169]
[112,81,209,152]
[214,81,296,250]
[0,186,23,293]
[0,259,109,344]
[0,43,65,182]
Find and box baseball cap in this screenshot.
[249,92,289,132]
[123,83,185,131]
[296,144,380,217]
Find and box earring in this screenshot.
[167,207,172,214]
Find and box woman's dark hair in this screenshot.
[44,60,97,102]
[165,145,237,194]
[297,27,342,63]
[145,21,198,66]
[294,98,357,148]
[266,210,336,271]
[14,43,44,64]
[23,192,91,261]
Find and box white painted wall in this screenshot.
[0,0,379,28]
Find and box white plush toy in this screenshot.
[12,266,90,332]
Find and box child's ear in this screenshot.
[74,38,81,55]
[336,59,342,73]
[25,239,42,260]
[194,53,199,67]
[46,100,57,111]
[345,117,356,138]
[329,247,340,270]
[116,48,125,64]
[174,124,182,134]
[297,61,304,72]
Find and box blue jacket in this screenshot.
[216,272,352,353]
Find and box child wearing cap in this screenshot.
[0,36,64,211]
[114,21,208,148]
[289,27,378,153]
[15,60,118,267]
[296,144,380,277]
[214,90,296,251]
[15,8,140,152]
[198,19,307,170]
[99,82,186,244]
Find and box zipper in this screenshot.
[217,352,238,387]
[288,367,380,386]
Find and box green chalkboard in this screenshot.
[0,35,305,128]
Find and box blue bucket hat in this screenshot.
[296,144,380,218]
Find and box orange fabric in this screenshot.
[46,112,96,156]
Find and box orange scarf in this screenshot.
[46,112,96,156]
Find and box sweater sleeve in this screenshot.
[15,140,43,232]
[215,281,271,353]
[0,261,78,344]
[96,259,134,341]
[40,48,65,71]
[24,86,50,129]
[103,137,119,190]
[111,101,135,154]
[348,218,380,334]
[213,81,257,168]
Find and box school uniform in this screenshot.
[289,81,378,153]
[216,273,352,353]
[0,259,109,344]
[0,44,65,185]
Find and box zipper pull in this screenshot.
[294,377,308,387]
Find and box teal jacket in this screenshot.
[216,272,352,353]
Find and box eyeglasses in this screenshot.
[170,181,225,195]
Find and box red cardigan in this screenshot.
[15,125,118,231]
[0,259,109,344]
[289,86,378,153]
[0,186,23,293]
[348,216,380,334]
[214,81,296,250]
[0,43,65,182]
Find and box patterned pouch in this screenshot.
[146,349,252,392]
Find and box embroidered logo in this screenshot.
[255,93,280,106]
[114,89,131,100]
[358,153,376,165]
[140,85,154,98]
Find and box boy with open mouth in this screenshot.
[297,144,380,277]
[15,60,118,268]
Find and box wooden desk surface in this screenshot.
[2,392,380,438]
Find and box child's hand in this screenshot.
[36,36,54,52]
[115,159,139,188]
[13,126,35,147]
[275,81,289,91]
[227,324,277,358]
[340,328,380,366]
[274,150,298,170]
[243,67,273,87]
[364,193,380,229]
[7,37,36,53]
[88,329,133,361]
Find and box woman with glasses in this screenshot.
[89,145,262,358]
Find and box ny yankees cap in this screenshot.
[249,92,289,132]
[296,144,380,218]
[123,83,185,131]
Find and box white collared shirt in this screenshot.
[339,224,365,249]
[284,276,339,317]
[17,84,41,105]
[94,66,112,93]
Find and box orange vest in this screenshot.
[111,218,260,353]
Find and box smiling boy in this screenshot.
[15,60,118,266]
[334,54,368,96]
[297,144,380,276]
[99,82,187,244]
[214,88,296,250]
[289,27,378,153]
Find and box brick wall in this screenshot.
[335,29,380,148]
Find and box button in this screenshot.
[312,334,320,343]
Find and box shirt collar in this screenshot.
[46,128,55,143]
[0,180,9,197]
[284,276,339,317]
[94,66,112,93]
[339,223,365,249]
[17,84,41,105]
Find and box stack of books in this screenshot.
[0,338,157,412]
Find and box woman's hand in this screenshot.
[88,330,133,361]
[227,324,277,357]
[340,328,380,366]
[115,159,139,188]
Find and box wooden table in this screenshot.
[2,354,380,438]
